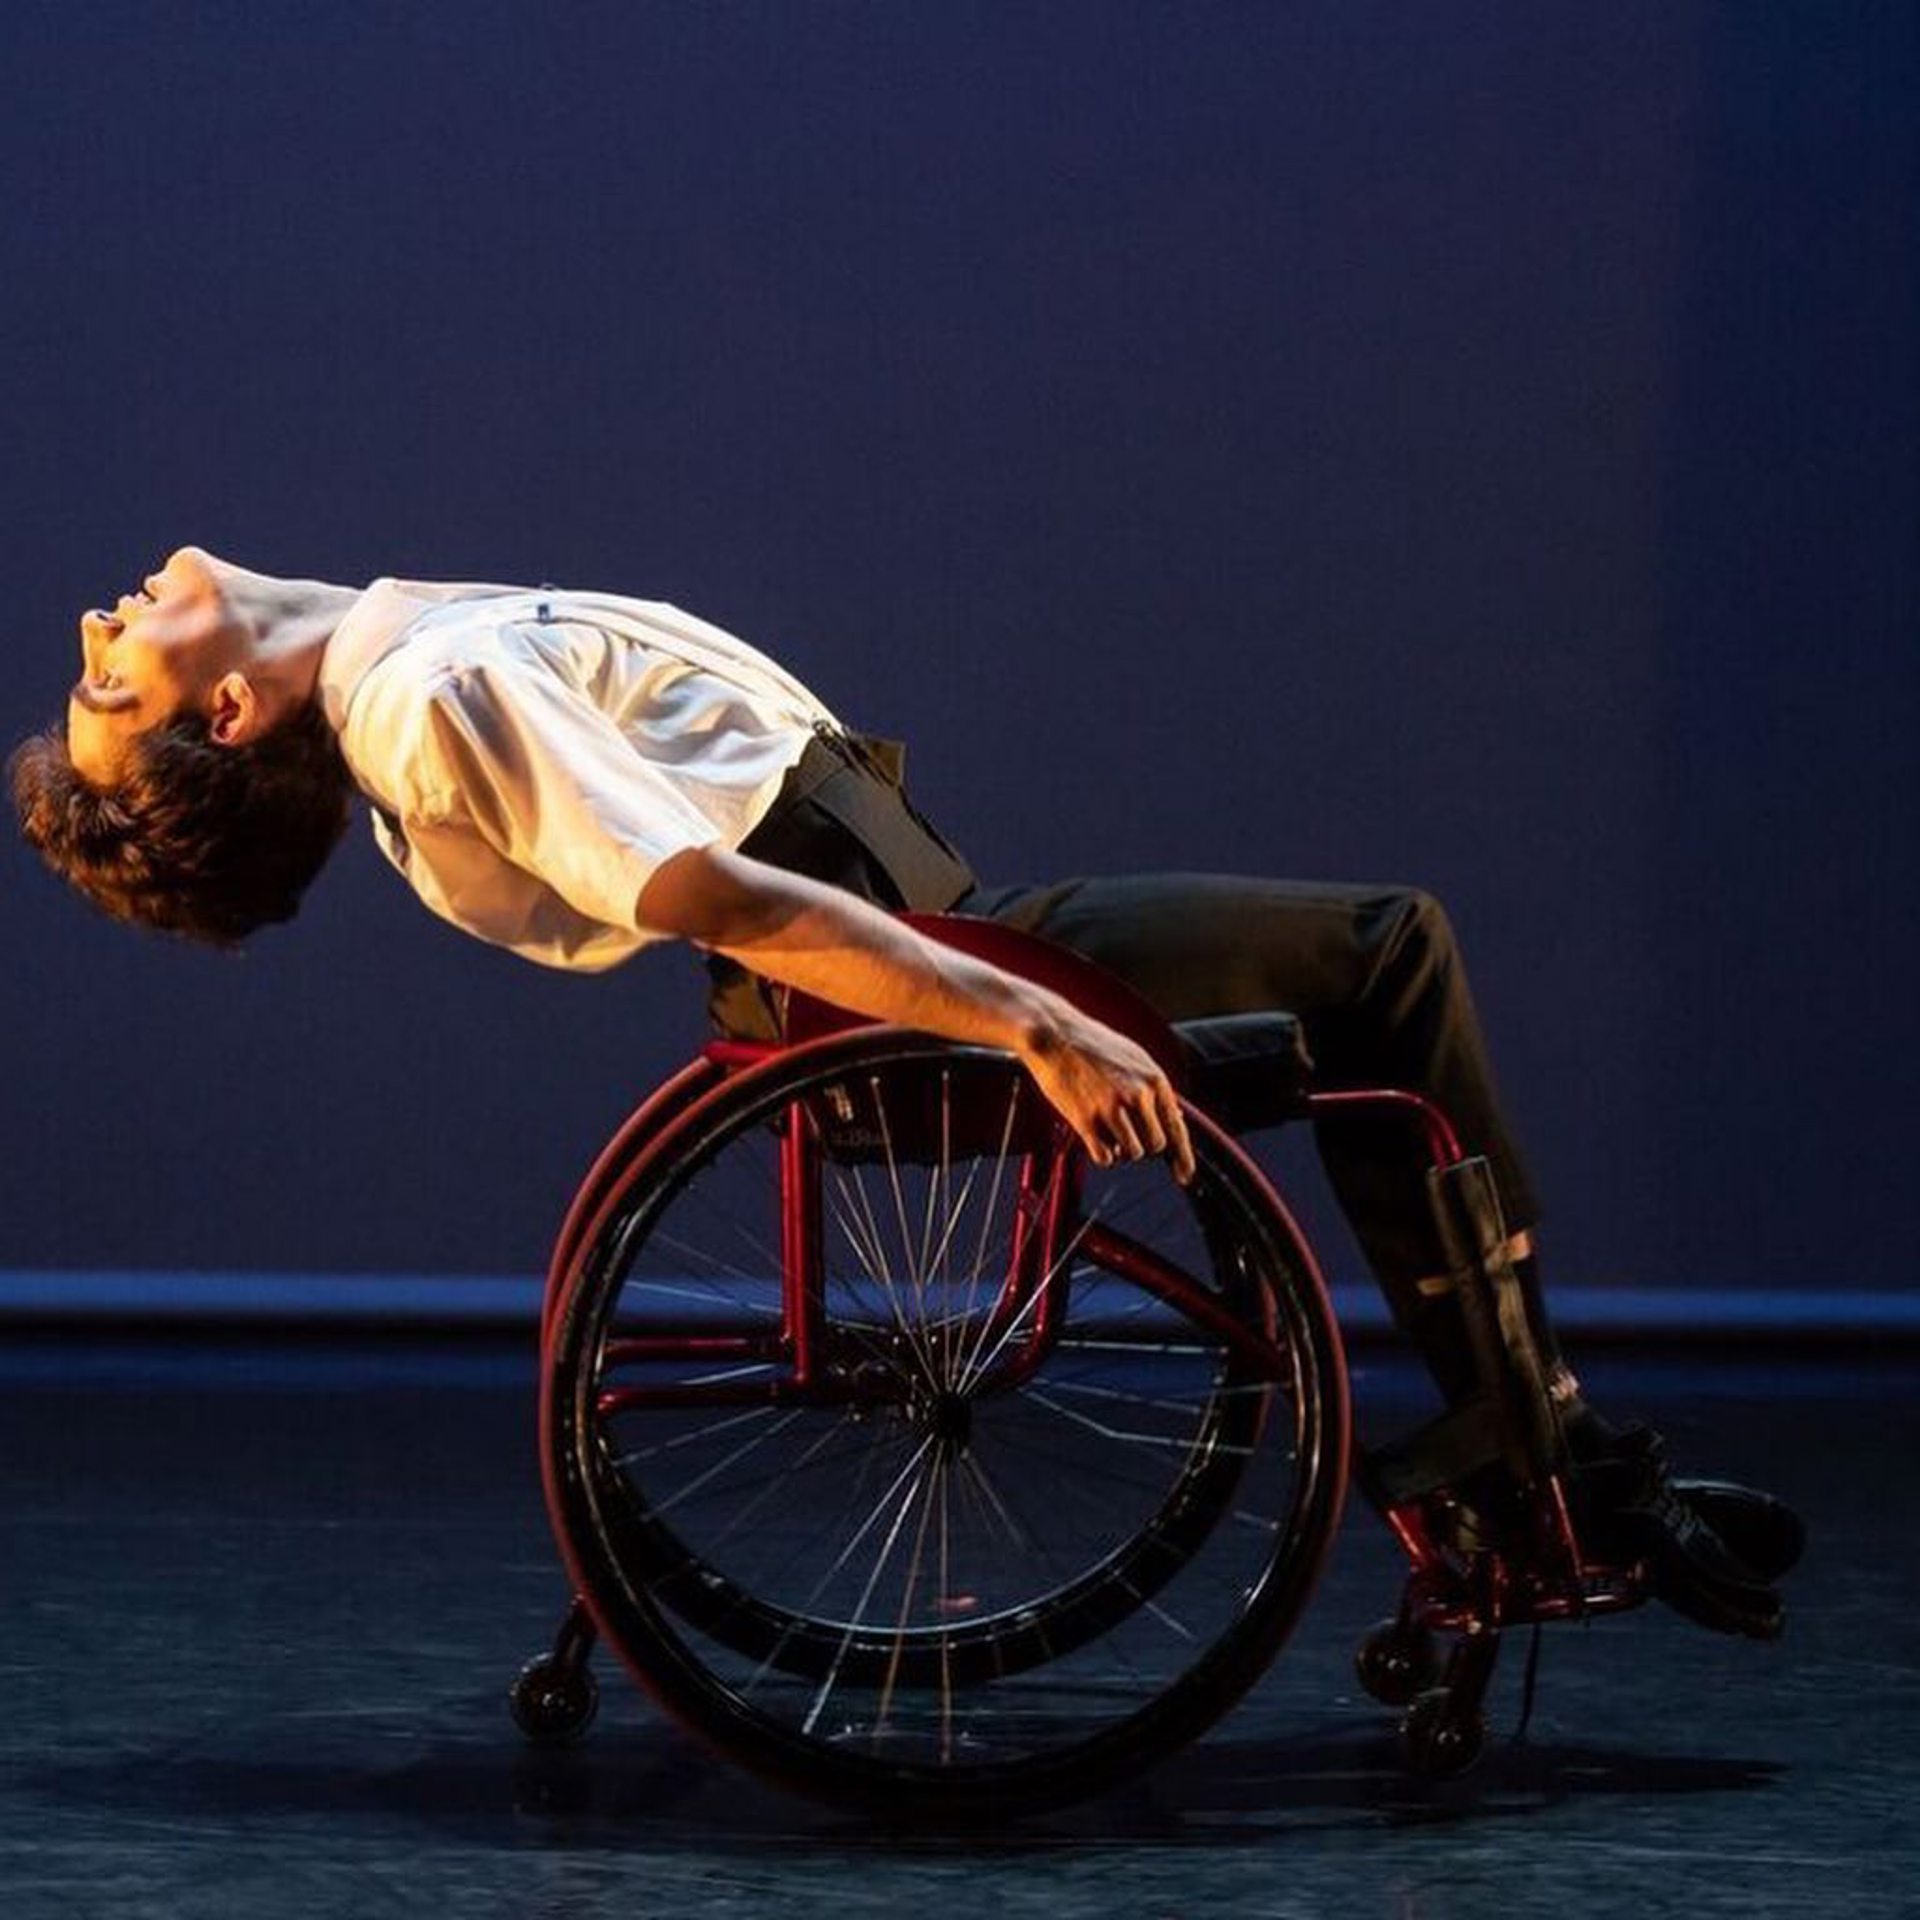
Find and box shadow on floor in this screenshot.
[24,1710,1785,1856]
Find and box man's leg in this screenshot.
[960,871,1560,1406]
[711,762,1796,1625]
[960,870,1794,1629]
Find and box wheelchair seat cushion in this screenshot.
[1172,1011,1314,1133]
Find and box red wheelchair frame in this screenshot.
[516,914,1650,1813]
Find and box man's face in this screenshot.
[67,546,245,784]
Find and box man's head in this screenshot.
[11,546,355,947]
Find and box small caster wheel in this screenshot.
[511,1653,599,1746]
[1398,1687,1484,1778]
[1356,1618,1439,1707]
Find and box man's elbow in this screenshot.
[635,844,795,950]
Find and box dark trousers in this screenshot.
[711,732,1541,1330]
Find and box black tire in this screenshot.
[510,1654,599,1746]
[573,1036,1276,1694]
[1399,1686,1484,1778]
[543,1028,1349,1820]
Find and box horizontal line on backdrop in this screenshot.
[0,1271,1914,1341]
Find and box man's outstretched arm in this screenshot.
[636,844,1195,1182]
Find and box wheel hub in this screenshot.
[921,1386,973,1458]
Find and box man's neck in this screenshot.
[228,573,365,709]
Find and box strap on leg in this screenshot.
[1425,1156,1569,1483]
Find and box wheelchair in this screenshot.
[511,914,1651,1819]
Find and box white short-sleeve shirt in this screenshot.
[316,579,841,971]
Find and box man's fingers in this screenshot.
[1029,1039,1193,1181]
[1104,1084,1182,1174]
[1158,1080,1197,1184]
[1107,1106,1147,1164]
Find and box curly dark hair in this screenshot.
[9,700,355,948]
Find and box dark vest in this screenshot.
[704,723,977,1040]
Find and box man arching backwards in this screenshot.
[14,546,1802,1634]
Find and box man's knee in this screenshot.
[1377,886,1458,977]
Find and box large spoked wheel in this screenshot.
[541,1028,1349,1820]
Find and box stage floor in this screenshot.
[1,1341,1912,1919]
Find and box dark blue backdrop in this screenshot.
[1,2,1913,1298]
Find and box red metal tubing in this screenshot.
[702,1039,781,1071]
[1412,1582,1645,1633]
[604,1335,779,1364]
[989,1152,1080,1391]
[1382,1501,1448,1575]
[540,1054,727,1350]
[545,1037,825,1366]
[779,1102,822,1385]
[985,1152,1044,1346]
[1074,1220,1300,1381]
[1032,1154,1077,1353]
[1305,1087,1465,1167]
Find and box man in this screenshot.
[14,545,1800,1631]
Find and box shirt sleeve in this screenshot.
[412,658,723,933]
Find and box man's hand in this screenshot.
[1016,1003,1197,1183]
[638,845,1196,1183]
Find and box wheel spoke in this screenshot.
[644,1417,877,1530]
[962,1442,1173,1689]
[647,1407,810,1518]
[936,1465,956,1760]
[1042,1373,1272,1419]
[615,1402,784,1466]
[743,1432,935,1698]
[867,1076,949,1388]
[799,1444,938,1735]
[826,1156,943,1392]
[952,1080,1026,1370]
[871,1454,945,1742]
[1019,1383,1261,1460]
[954,1195,1098,1395]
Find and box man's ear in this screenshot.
[208,671,263,748]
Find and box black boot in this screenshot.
[1671,1479,1806,1583]
[1567,1425,1786,1640]
[1562,1412,1805,1581]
